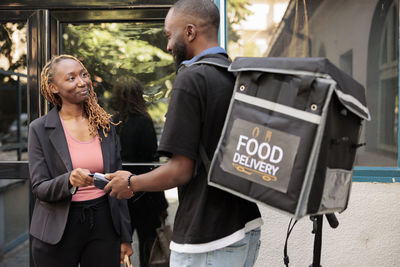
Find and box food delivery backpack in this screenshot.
[194,56,370,219]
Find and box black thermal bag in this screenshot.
[203,57,370,219]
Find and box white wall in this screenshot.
[227,1,400,266]
[255,182,400,266]
[308,0,377,88]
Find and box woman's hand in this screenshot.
[69,168,93,187]
[120,242,133,263]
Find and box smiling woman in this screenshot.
[28,54,133,267]
[40,55,114,139]
[48,59,91,105]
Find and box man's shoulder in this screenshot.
[174,64,207,90]
[195,53,232,66]
[179,53,231,71]
[177,54,231,82]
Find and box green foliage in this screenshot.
[62,22,175,125]
[0,22,27,132]
[148,101,168,126]
[0,23,27,85]
[227,0,253,43]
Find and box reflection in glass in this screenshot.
[111,76,159,164]
[227,0,399,167]
[62,22,175,154]
[0,22,27,161]
[4,180,29,244]
[376,1,398,156]
[227,0,289,58]
[0,21,29,265]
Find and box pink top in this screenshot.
[60,115,106,202]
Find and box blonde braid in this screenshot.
[40,54,115,139]
[41,59,62,107]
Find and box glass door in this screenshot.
[49,8,175,173]
[0,5,175,265]
[0,9,37,260]
[49,10,177,265]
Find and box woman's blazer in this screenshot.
[28,107,132,245]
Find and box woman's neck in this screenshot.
[59,103,86,120]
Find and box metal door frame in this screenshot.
[0,3,172,265]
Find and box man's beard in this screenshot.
[173,38,187,68]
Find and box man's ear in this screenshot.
[49,83,59,94]
[186,24,197,42]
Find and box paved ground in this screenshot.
[0,189,178,267]
[0,239,29,267]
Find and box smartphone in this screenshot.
[89,173,109,190]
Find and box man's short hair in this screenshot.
[172,0,220,31]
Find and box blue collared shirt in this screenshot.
[181,46,227,67]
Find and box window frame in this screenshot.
[218,0,400,183]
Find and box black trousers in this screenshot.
[32,195,120,267]
[128,192,167,267]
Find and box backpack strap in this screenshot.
[177,54,231,73]
[187,55,232,172]
[191,56,231,69]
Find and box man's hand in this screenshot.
[105,154,194,197]
[104,170,134,199]
[120,242,133,264]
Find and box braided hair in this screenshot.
[41,54,114,139]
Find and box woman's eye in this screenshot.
[82,72,88,78]
[68,76,75,81]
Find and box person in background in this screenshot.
[111,76,168,267]
[105,0,263,266]
[28,54,132,267]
